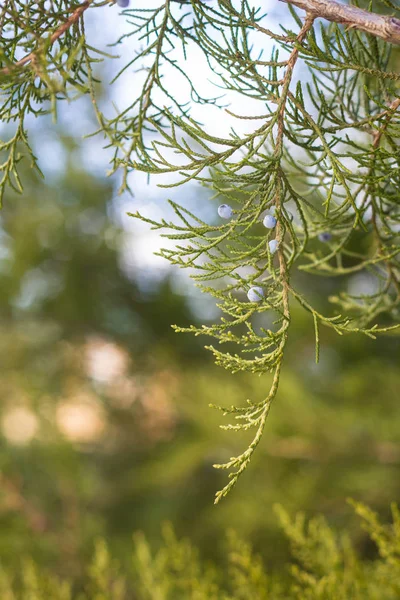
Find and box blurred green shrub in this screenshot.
[1,501,400,599]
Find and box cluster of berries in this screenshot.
[218,203,278,303]
[116,0,129,7]
[218,204,333,303]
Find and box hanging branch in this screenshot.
[1,0,400,500]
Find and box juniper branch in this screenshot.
[212,15,315,504]
[1,0,400,502]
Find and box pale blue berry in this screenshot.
[247,286,264,302]
[318,232,332,242]
[218,204,233,219]
[269,239,278,254]
[263,214,277,229]
[117,0,129,7]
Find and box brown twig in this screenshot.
[280,0,400,46]
[372,97,400,149]
[0,1,91,76]
[275,15,315,321]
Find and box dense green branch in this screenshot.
[0,0,92,76]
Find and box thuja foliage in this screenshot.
[1,0,400,501]
[1,502,400,598]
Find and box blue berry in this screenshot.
[247,286,264,302]
[217,204,233,219]
[263,214,277,229]
[117,0,129,7]
[318,232,332,242]
[268,239,278,254]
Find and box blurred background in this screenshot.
[0,0,399,587]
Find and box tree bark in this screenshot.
[280,0,400,45]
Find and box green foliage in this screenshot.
[1,502,400,598]
[1,92,400,599]
[1,0,400,501]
